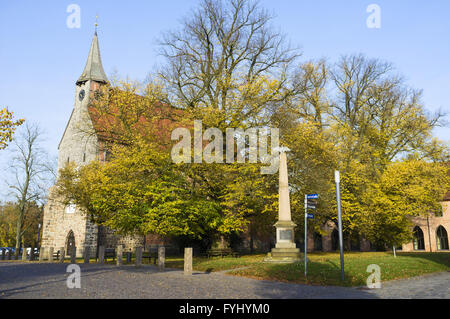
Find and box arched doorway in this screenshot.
[436,226,449,250]
[313,233,323,251]
[66,230,76,255]
[331,229,339,251]
[413,226,425,250]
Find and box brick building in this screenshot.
[304,195,449,253]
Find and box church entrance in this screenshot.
[66,230,76,254]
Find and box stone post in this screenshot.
[116,245,123,266]
[70,247,77,264]
[98,246,105,264]
[1,248,5,260]
[39,247,45,262]
[184,247,193,275]
[48,247,54,262]
[135,247,142,267]
[59,247,65,263]
[29,247,35,261]
[158,246,165,271]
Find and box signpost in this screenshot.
[304,193,318,277]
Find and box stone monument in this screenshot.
[264,151,302,263]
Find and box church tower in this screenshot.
[57,30,108,172]
[42,29,145,258]
[42,31,109,258]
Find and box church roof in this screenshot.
[76,32,108,85]
[87,87,186,147]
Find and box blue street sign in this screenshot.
[307,213,314,219]
[307,194,319,199]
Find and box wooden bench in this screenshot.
[206,248,240,258]
[104,248,116,262]
[142,250,158,264]
[52,250,61,260]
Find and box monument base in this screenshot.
[263,248,302,263]
[264,220,302,263]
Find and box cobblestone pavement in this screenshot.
[0,262,448,299]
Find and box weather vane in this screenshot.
[95,14,98,32]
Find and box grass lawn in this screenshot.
[166,252,450,287]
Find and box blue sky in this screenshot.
[0,0,449,197]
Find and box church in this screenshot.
[41,30,449,258]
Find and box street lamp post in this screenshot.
[335,171,345,281]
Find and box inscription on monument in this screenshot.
[279,229,292,241]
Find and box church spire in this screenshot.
[76,27,108,85]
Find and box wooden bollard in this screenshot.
[39,247,45,262]
[59,247,65,263]
[158,246,165,271]
[135,247,142,267]
[70,247,77,264]
[116,245,123,266]
[184,247,193,275]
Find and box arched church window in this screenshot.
[436,226,449,250]
[413,226,425,250]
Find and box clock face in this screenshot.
[65,204,76,214]
[78,89,85,101]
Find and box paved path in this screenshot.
[0,262,448,299]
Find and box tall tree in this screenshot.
[7,123,54,254]
[159,0,299,127]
